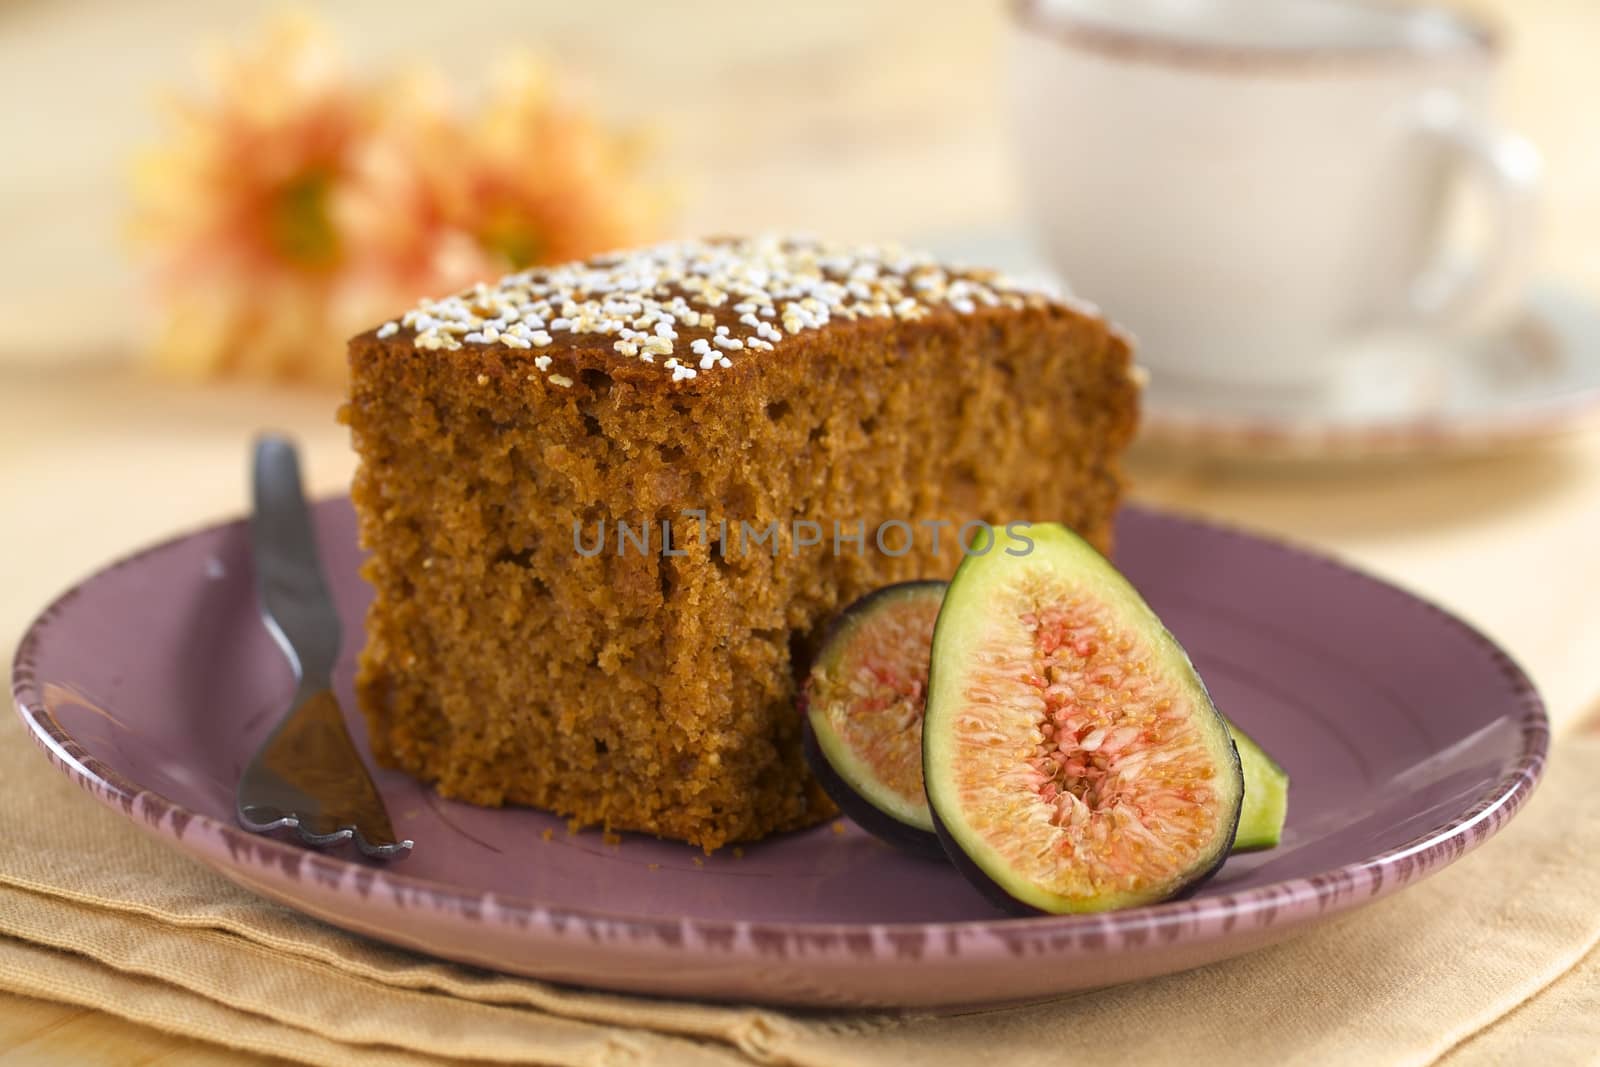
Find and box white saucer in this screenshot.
[920,230,1600,461]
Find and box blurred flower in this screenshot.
[131,12,668,385]
[455,55,666,271]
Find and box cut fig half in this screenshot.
[1230,726,1290,851]
[801,581,947,859]
[924,523,1245,914]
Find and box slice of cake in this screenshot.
[342,236,1139,850]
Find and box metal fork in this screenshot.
[237,434,413,858]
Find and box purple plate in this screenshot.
[11,500,1547,1008]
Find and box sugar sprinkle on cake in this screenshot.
[383,235,1058,385]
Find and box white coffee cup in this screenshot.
[1009,0,1542,391]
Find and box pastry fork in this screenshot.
[237,434,412,858]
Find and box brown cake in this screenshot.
[342,236,1139,850]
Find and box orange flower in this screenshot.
[132,13,668,385]
[132,14,362,381]
[454,55,667,271]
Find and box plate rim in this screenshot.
[10,499,1550,964]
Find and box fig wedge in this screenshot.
[801,582,946,859]
[924,523,1244,913]
[1230,726,1290,851]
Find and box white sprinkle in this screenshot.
[548,374,574,388]
[534,355,552,372]
[391,236,1068,379]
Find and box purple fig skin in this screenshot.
[799,581,949,861]
[928,804,1036,916]
[801,720,947,860]
[927,740,1245,916]
[807,581,949,666]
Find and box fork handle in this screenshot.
[251,434,342,685]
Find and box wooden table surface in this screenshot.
[2,0,1599,1062]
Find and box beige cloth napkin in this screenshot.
[2,709,1597,1067]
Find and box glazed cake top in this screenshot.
[376,235,1081,388]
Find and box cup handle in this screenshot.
[1406,92,1542,335]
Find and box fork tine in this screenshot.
[239,688,412,855]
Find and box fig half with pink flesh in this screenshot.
[924,523,1244,913]
[801,581,947,859]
